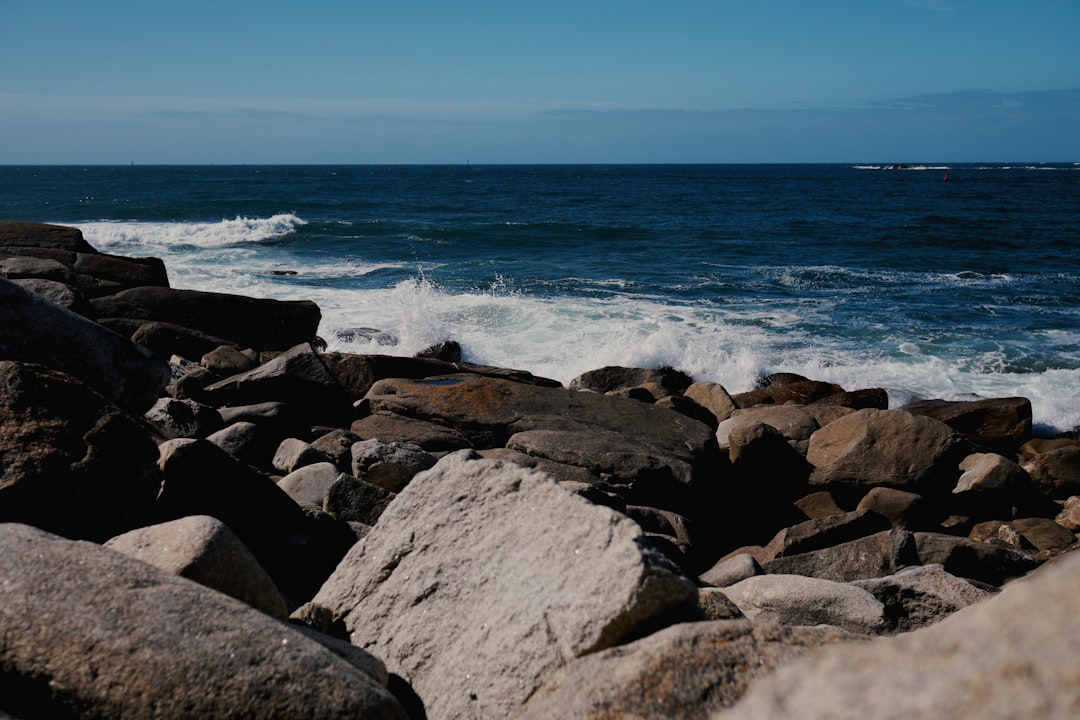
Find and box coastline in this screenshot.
[2,221,1079,718]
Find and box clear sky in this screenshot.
[1,0,1077,164]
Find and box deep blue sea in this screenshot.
[2,163,1078,434]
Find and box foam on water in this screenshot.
[78,214,306,249]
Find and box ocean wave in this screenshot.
[75,213,306,249]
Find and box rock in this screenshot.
[324,473,396,525]
[143,397,223,440]
[903,396,1033,452]
[307,451,698,720]
[350,438,437,493]
[310,428,362,472]
[656,394,720,429]
[763,530,920,583]
[273,437,332,474]
[684,380,738,423]
[105,515,290,619]
[277,462,342,508]
[0,276,172,413]
[478,447,604,486]
[794,490,846,519]
[519,620,859,719]
[1056,496,1080,531]
[733,379,845,408]
[720,574,886,634]
[201,343,352,427]
[955,451,1030,494]
[155,438,354,604]
[0,254,76,282]
[760,508,893,562]
[12,277,92,315]
[201,344,258,375]
[0,220,96,252]
[1022,445,1080,500]
[851,563,996,632]
[717,548,1080,720]
[70,251,170,296]
[130,320,240,361]
[0,523,405,720]
[1003,517,1076,552]
[205,420,277,468]
[569,365,694,398]
[914,532,1041,585]
[811,387,889,410]
[856,487,930,529]
[415,340,462,362]
[699,553,765,588]
[717,405,820,454]
[0,361,161,541]
[351,412,474,452]
[698,588,748,620]
[90,286,321,352]
[806,408,969,499]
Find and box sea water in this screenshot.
[1,163,1077,434]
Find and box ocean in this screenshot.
[2,163,1078,434]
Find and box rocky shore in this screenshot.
[2,220,1078,719]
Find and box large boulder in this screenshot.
[0,276,171,413]
[851,563,997,633]
[0,361,161,541]
[105,514,290,619]
[306,451,698,720]
[762,530,921,583]
[518,620,861,719]
[718,549,1080,720]
[90,286,321,352]
[720,574,886,635]
[0,221,96,251]
[903,396,1033,452]
[0,523,405,720]
[806,408,970,499]
[569,365,694,398]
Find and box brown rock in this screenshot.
[794,490,846,519]
[733,379,845,408]
[760,508,893,561]
[902,396,1033,452]
[1022,445,1080,500]
[569,365,694,398]
[762,530,920,583]
[684,380,738,423]
[914,531,1041,585]
[856,487,930,530]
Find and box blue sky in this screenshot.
[1,0,1077,163]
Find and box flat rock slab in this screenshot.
[519,620,861,719]
[718,549,1080,719]
[0,523,405,720]
[309,451,698,720]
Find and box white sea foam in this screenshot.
[77,214,305,250]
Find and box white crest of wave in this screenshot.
[76,214,305,249]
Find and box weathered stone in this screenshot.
[201,344,258,375]
[1005,517,1076,552]
[684,380,738,423]
[1,276,171,413]
[0,361,161,541]
[11,277,91,315]
[350,438,437,493]
[914,531,1041,585]
[807,408,969,497]
[205,421,277,468]
[130,320,239,362]
[717,405,820,454]
[734,379,845,408]
[156,438,354,603]
[811,387,889,410]
[851,563,996,632]
[569,365,694,398]
[717,550,1080,720]
[1022,445,1080,500]
[321,351,560,403]
[1056,496,1080,531]
[721,574,886,634]
[308,451,698,720]
[71,251,170,296]
[324,473,396,525]
[519,621,858,720]
[0,220,96,252]
[763,530,920,583]
[0,254,76,282]
[277,462,342,508]
[308,427,361,472]
[697,589,748,620]
[656,394,720,429]
[955,451,1030,493]
[202,343,352,427]
[477,447,603,485]
[105,514,290,619]
[760,508,893,561]
[856,486,930,530]
[0,523,405,720]
[350,411,474,452]
[699,553,765,588]
[794,490,846,519]
[89,285,321,352]
[903,396,1033,452]
[272,437,332,474]
[143,397,223,440]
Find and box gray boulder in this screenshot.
[350,438,437,492]
[720,574,886,635]
[0,276,171,413]
[851,563,996,632]
[718,548,1080,720]
[519,620,860,719]
[143,397,223,440]
[307,451,698,720]
[277,462,342,508]
[105,514,290,619]
[0,523,405,720]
